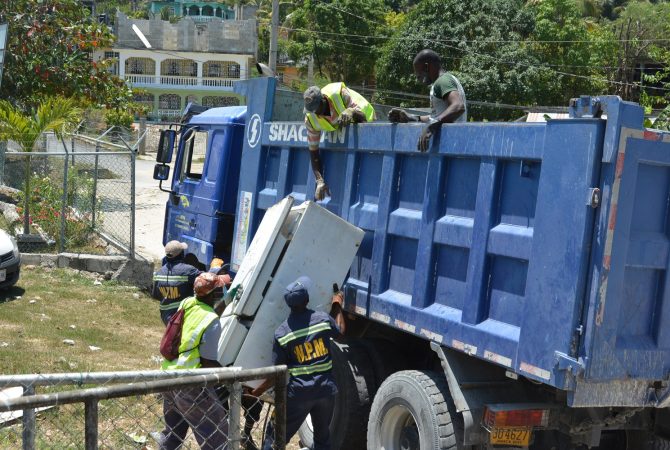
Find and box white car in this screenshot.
[0,230,20,288]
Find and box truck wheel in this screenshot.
[627,431,670,450]
[359,338,407,389]
[298,340,375,450]
[367,370,462,450]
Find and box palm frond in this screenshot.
[0,97,82,152]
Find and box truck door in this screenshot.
[165,126,223,264]
[587,129,670,382]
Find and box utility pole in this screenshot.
[269,0,279,72]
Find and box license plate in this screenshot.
[489,426,532,446]
[0,269,6,282]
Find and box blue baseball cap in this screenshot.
[284,276,312,307]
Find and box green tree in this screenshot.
[609,1,670,101]
[0,98,82,234]
[375,0,544,119]
[0,0,132,110]
[285,0,387,84]
[526,0,606,105]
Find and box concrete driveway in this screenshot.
[134,157,169,262]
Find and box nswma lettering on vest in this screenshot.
[268,123,346,145]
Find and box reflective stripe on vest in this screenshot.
[277,322,332,347]
[305,82,375,132]
[288,360,333,376]
[153,274,189,282]
[162,297,218,370]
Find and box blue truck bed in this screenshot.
[228,78,670,408]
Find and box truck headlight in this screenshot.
[10,236,19,259]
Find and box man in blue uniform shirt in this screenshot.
[152,241,202,324]
[252,276,341,450]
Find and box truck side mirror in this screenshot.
[153,163,171,181]
[157,130,177,163]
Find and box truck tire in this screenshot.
[359,338,407,389]
[367,370,462,450]
[298,340,375,450]
[627,431,670,450]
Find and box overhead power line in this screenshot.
[281,25,670,44]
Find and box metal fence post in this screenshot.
[70,135,76,167]
[60,139,69,253]
[84,399,98,450]
[273,370,288,450]
[91,142,99,229]
[21,385,35,450]
[130,150,136,259]
[229,382,242,450]
[0,141,6,185]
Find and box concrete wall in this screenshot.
[116,13,256,55]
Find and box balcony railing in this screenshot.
[123,75,237,89]
[156,109,183,118]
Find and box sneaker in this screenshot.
[149,431,166,446]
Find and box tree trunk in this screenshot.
[22,156,30,235]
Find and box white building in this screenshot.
[96,12,257,120]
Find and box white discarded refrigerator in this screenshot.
[217,197,364,386]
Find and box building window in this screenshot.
[202,96,239,107]
[159,94,181,110]
[188,5,199,16]
[125,57,155,75]
[204,62,221,77]
[161,59,197,77]
[227,62,240,78]
[202,5,214,16]
[134,93,154,103]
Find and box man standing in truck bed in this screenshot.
[388,48,467,151]
[303,83,375,201]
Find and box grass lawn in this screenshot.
[0,266,301,450]
[0,266,163,374]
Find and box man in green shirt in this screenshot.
[388,49,467,151]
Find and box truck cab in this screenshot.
[153,105,246,266]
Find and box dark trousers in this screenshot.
[262,394,335,450]
[161,387,229,450]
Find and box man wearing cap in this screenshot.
[160,272,230,450]
[303,83,375,201]
[252,276,341,450]
[152,241,202,325]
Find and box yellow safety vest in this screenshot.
[162,297,218,370]
[305,82,375,132]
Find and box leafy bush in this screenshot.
[16,171,99,247]
[104,109,134,130]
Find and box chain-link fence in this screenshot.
[0,367,288,450]
[0,133,137,256]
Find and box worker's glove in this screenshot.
[417,119,441,152]
[331,290,344,307]
[388,108,419,123]
[315,179,331,201]
[338,108,355,127]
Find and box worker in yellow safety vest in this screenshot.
[159,272,229,450]
[303,83,375,201]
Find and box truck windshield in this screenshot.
[181,129,209,180]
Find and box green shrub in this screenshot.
[104,109,134,129]
[17,171,99,247]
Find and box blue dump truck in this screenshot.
[153,77,670,449]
